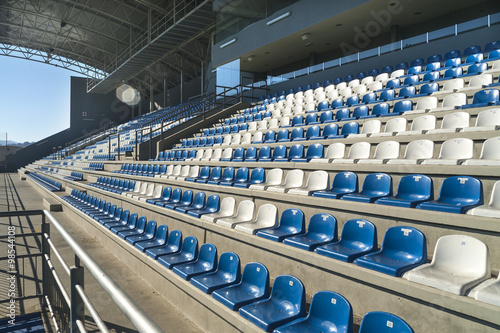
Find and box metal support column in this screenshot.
[70,266,85,332]
[41,218,50,306]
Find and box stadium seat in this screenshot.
[267,169,304,193]
[276,144,304,162]
[187,194,220,218]
[234,204,278,234]
[332,142,370,164]
[164,189,193,210]
[310,142,345,163]
[341,173,392,203]
[239,275,306,332]
[144,229,182,259]
[359,311,414,333]
[413,96,438,113]
[173,243,217,280]
[376,174,433,208]
[287,170,329,195]
[467,180,500,218]
[291,143,324,162]
[348,119,381,137]
[200,197,235,222]
[355,226,427,276]
[422,138,473,165]
[257,209,305,242]
[397,115,436,136]
[191,252,241,294]
[176,192,206,214]
[204,167,223,184]
[216,200,255,228]
[371,118,407,136]
[427,112,469,134]
[463,109,500,132]
[469,274,500,307]
[282,213,337,251]
[405,235,490,295]
[212,262,270,310]
[417,176,483,214]
[273,290,353,333]
[125,220,157,245]
[358,141,400,164]
[461,89,500,109]
[463,136,500,166]
[158,236,198,269]
[315,219,377,262]
[330,121,359,138]
[116,215,145,239]
[311,171,358,199]
[190,166,210,183]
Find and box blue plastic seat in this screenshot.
[269,145,287,162]
[410,58,424,67]
[103,210,131,229]
[425,61,441,72]
[202,167,222,184]
[341,173,392,203]
[312,171,358,199]
[488,49,500,60]
[291,143,323,162]
[276,129,290,142]
[485,41,500,52]
[191,252,241,294]
[444,49,460,59]
[444,67,462,78]
[395,62,408,70]
[190,166,210,182]
[176,192,206,213]
[274,144,302,162]
[158,236,198,269]
[392,100,412,114]
[403,75,419,86]
[146,187,172,205]
[466,63,488,75]
[398,86,416,99]
[98,206,123,225]
[354,226,427,277]
[331,98,344,109]
[419,82,439,96]
[379,90,394,101]
[368,69,379,77]
[257,208,305,242]
[157,188,182,207]
[212,262,270,310]
[117,216,146,239]
[145,230,182,259]
[231,147,245,162]
[287,127,305,142]
[304,113,318,125]
[164,189,193,210]
[381,65,393,73]
[317,101,330,111]
[209,167,234,185]
[417,176,483,214]
[385,79,400,89]
[359,311,414,333]
[173,243,217,280]
[407,66,421,75]
[376,174,433,208]
[291,115,304,127]
[274,291,353,333]
[362,93,376,104]
[135,225,168,252]
[239,275,306,332]
[282,213,337,251]
[318,123,339,140]
[464,52,483,63]
[255,146,272,161]
[356,71,367,79]
[225,167,249,186]
[263,130,276,143]
[315,219,377,262]
[346,95,359,106]
[422,71,440,82]
[187,194,220,218]
[334,108,350,121]
[329,122,358,138]
[125,220,157,245]
[461,89,500,109]
[368,103,390,117]
[344,74,354,82]
[243,147,257,161]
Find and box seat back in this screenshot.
[420,82,439,95]
[279,208,305,232]
[438,176,483,205]
[416,97,438,111]
[305,126,320,139]
[340,219,377,250]
[488,181,500,208]
[221,167,235,181]
[323,124,339,137]
[179,165,190,177]
[209,167,222,180]
[353,105,369,118]
[221,148,233,160]
[393,100,412,113]
[232,147,244,160]
[396,174,433,200]
[188,166,200,178]
[332,171,358,193]
[305,144,324,159]
[304,171,329,191]
[410,115,436,131]
[438,138,473,159]
[234,168,249,182]
[198,243,218,267]
[254,204,278,225]
[469,74,492,87]
[217,252,241,281]
[266,168,284,186]
[171,188,182,202]
[430,235,489,277]
[198,166,210,179]
[180,190,193,204]
[307,213,337,240]
[360,120,381,135]
[272,145,287,159]
[479,136,500,159]
[211,148,223,160]
[241,262,270,297]
[472,89,499,105]
[288,144,304,159]
[269,275,305,314]
[335,108,350,121]
[283,169,304,187]
[155,225,168,242]
[245,147,257,160]
[373,141,399,159]
[252,132,263,143]
[441,112,469,129]
[384,118,407,132]
[250,168,266,184]
[192,192,206,207]
[235,200,255,220]
[381,226,426,262]
[180,236,198,256]
[341,122,359,136]
[372,103,389,116]
[325,143,345,159]
[346,142,370,159]
[307,291,353,332]
[475,109,500,127]
[144,220,157,237]
[359,311,414,333]
[379,90,394,101]
[264,131,275,142]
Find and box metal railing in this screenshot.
[0,210,163,333]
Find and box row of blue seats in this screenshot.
[89,177,136,194]
[62,189,416,332]
[26,172,62,192]
[258,41,499,100]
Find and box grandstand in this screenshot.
[2,0,500,332]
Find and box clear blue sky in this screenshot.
[0,56,81,143]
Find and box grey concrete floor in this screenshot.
[0,173,202,333]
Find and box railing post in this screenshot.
[135,130,138,161]
[149,125,152,160]
[117,134,120,161]
[70,265,85,332]
[41,216,50,306]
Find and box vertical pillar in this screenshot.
[41,219,50,305]
[70,266,84,333]
[150,82,154,112]
[200,60,204,96]
[180,58,184,103]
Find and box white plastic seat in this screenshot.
[201,149,213,161]
[348,120,381,138]
[431,93,467,112]
[285,99,294,107]
[405,235,490,295]
[286,93,294,100]
[326,90,338,100]
[216,200,255,228]
[304,103,316,112]
[287,171,329,196]
[220,148,233,161]
[210,148,222,161]
[427,112,470,134]
[268,118,279,129]
[375,73,389,82]
[186,165,200,180]
[463,109,500,132]
[267,169,304,193]
[485,60,500,73]
[340,87,353,98]
[442,78,464,92]
[352,84,367,95]
[314,86,324,95]
[468,74,493,88]
[371,118,407,137]
[191,149,204,161]
[201,197,236,222]
[390,69,405,79]
[230,134,241,146]
[160,165,174,178]
[139,185,162,202]
[463,136,500,166]
[271,109,282,118]
[469,274,500,307]
[413,97,438,113]
[241,133,252,145]
[310,143,345,163]
[367,81,383,91]
[234,204,279,234]
[130,182,150,199]
[249,168,283,190]
[175,165,190,181]
[387,139,434,165]
[168,165,182,179]
[324,84,335,93]
[315,92,326,102]
[361,76,374,85]
[247,122,257,132]
[266,103,275,111]
[332,142,371,164]
[294,91,304,99]
[335,82,347,91]
[257,120,268,131]
[358,141,400,164]
[292,105,304,115]
[294,97,304,107]
[467,180,500,218]
[304,95,314,104]
[397,115,436,136]
[348,79,360,88]
[221,134,232,146]
[279,117,290,127]
[252,131,264,144]
[124,181,142,196]
[422,138,473,165]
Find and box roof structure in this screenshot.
[0,0,215,98]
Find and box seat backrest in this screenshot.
[416,97,438,111]
[479,136,500,159]
[254,204,278,225]
[304,171,329,190]
[332,171,358,193]
[472,89,499,104]
[269,275,305,313]
[340,219,377,249]
[272,145,287,159]
[290,127,304,140]
[335,108,350,120]
[430,235,489,277]
[288,144,304,159]
[308,291,353,332]
[360,120,381,135]
[323,123,339,137]
[346,142,370,159]
[469,74,492,87]
[438,176,483,204]
[379,90,394,101]
[250,168,266,184]
[221,167,235,180]
[221,148,233,160]
[475,109,500,127]
[384,118,407,132]
[264,131,275,142]
[353,105,369,117]
[219,197,236,216]
[181,190,193,204]
[217,252,241,280]
[205,194,220,211]
[235,200,255,220]
[180,165,190,177]
[144,220,157,236]
[266,168,284,186]
[373,141,400,159]
[171,188,182,202]
[307,213,337,240]
[440,112,469,129]
[325,142,345,159]
[244,147,257,159]
[393,100,412,113]
[234,167,249,181]
[396,174,433,200]
[438,138,473,159]
[305,143,324,159]
[487,181,500,208]
[341,122,359,135]
[279,208,305,231]
[381,226,426,261]
[305,126,320,139]
[192,192,206,207]
[198,243,217,266]
[252,132,263,143]
[241,262,270,297]
[180,236,198,256]
[361,173,392,195]
[410,115,436,131]
[372,103,390,116]
[198,166,210,178]
[359,311,414,333]
[283,169,304,187]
